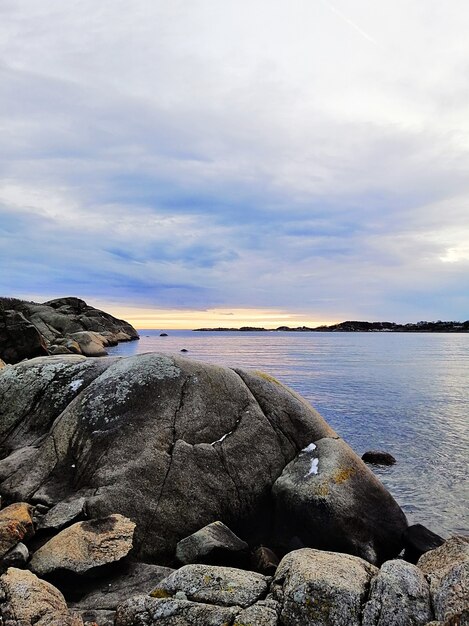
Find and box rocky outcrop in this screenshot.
[30,514,135,576]
[0,353,407,564]
[0,567,83,625]
[272,438,407,564]
[0,296,138,364]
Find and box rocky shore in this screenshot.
[0,296,139,364]
[0,351,466,625]
[194,320,469,332]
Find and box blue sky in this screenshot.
[1,1,469,327]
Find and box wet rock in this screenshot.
[0,567,83,625]
[115,595,239,625]
[362,559,432,626]
[0,502,35,558]
[1,542,29,569]
[30,514,135,576]
[153,563,269,608]
[362,450,396,466]
[403,524,445,564]
[37,497,86,532]
[272,438,407,564]
[272,548,378,626]
[176,521,249,566]
[251,546,280,575]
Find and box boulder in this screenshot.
[272,548,378,626]
[403,524,445,564]
[37,497,86,532]
[272,438,407,564]
[362,559,432,626]
[176,521,249,566]
[362,450,396,466]
[115,595,239,625]
[1,542,29,569]
[251,546,280,575]
[0,353,407,563]
[30,514,135,576]
[0,567,83,625]
[418,536,469,587]
[69,331,108,357]
[234,599,280,625]
[0,502,34,558]
[0,310,48,364]
[152,564,269,608]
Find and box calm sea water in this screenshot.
[107,330,469,538]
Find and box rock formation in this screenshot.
[0,296,138,363]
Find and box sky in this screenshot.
[1,1,469,328]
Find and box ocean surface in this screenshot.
[107,330,469,538]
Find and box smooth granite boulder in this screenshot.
[0,567,83,625]
[272,548,378,626]
[362,559,432,626]
[272,438,407,564]
[176,521,249,566]
[0,353,407,563]
[30,514,135,576]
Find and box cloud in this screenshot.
[1,0,469,322]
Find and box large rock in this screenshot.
[152,564,270,608]
[30,514,135,576]
[0,310,48,364]
[403,524,445,564]
[0,502,34,558]
[362,559,432,626]
[0,567,83,625]
[175,521,249,566]
[0,353,407,563]
[418,536,469,587]
[272,548,378,626]
[0,296,138,364]
[272,438,407,564]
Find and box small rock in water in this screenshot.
[403,524,445,564]
[159,332,168,337]
[362,450,397,466]
[180,348,188,352]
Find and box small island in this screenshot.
[194,320,469,332]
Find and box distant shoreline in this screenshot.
[193,320,469,333]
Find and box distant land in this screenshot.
[194,320,469,332]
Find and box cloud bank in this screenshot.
[1,0,469,324]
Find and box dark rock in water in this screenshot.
[272,438,408,564]
[403,524,445,564]
[160,332,168,336]
[180,348,188,352]
[176,521,249,567]
[251,545,280,575]
[0,310,48,364]
[362,450,397,466]
[0,353,407,565]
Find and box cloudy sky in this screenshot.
[1,1,469,328]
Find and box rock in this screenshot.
[0,353,406,563]
[0,358,6,369]
[37,497,86,531]
[30,514,135,576]
[0,567,83,625]
[69,332,108,357]
[251,546,280,575]
[160,332,168,336]
[418,536,469,587]
[0,502,35,558]
[176,521,249,566]
[432,562,469,623]
[70,562,174,614]
[180,348,188,352]
[362,559,432,626]
[1,542,29,569]
[152,564,269,608]
[0,309,48,364]
[115,595,239,625]
[234,599,280,625]
[403,524,445,564]
[80,609,115,625]
[272,438,407,564]
[362,450,397,465]
[272,548,378,626]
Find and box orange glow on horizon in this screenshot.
[102,305,336,330]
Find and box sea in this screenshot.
[107,330,469,538]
